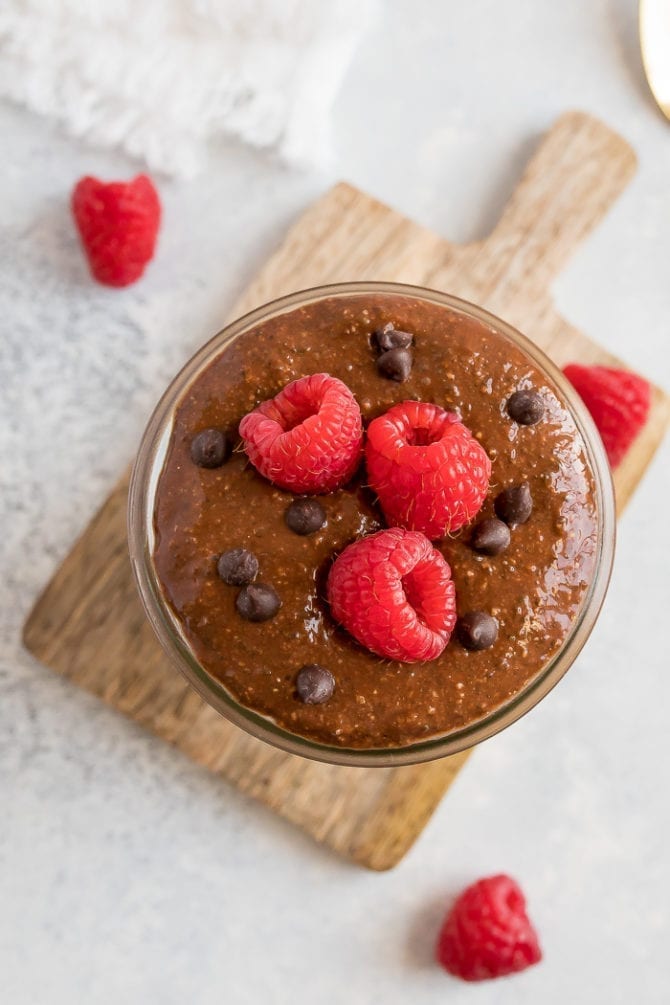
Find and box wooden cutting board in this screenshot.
[23,112,670,871]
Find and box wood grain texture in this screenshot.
[23,112,670,870]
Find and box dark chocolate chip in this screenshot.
[457,612,499,651]
[217,548,259,586]
[235,583,281,622]
[374,323,414,352]
[494,483,533,526]
[190,428,229,468]
[295,664,335,704]
[507,390,545,426]
[285,497,327,536]
[376,347,413,382]
[470,518,511,556]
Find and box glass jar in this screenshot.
[128,282,615,767]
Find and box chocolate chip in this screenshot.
[457,612,499,651]
[376,347,413,382]
[374,323,414,352]
[285,498,327,536]
[217,548,259,586]
[295,664,335,704]
[470,518,511,556]
[190,428,229,468]
[494,483,533,526]
[507,390,545,426]
[235,583,281,622]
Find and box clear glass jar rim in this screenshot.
[128,281,616,767]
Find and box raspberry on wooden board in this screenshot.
[563,363,650,467]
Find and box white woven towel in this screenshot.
[0,0,376,176]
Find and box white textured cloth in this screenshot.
[0,0,376,176]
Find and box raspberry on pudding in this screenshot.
[365,401,491,538]
[327,528,457,662]
[239,373,363,493]
[150,291,602,751]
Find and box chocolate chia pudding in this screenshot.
[144,287,606,752]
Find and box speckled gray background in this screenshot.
[2,2,669,1002]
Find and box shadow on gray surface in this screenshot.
[607,0,650,105]
[404,891,453,970]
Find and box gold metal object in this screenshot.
[640,0,670,121]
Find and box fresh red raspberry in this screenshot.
[239,373,363,494]
[365,401,491,539]
[563,363,650,468]
[326,527,456,662]
[71,174,161,287]
[436,875,542,982]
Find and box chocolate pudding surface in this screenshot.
[153,293,598,749]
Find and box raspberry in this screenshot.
[365,401,491,539]
[563,363,650,468]
[326,527,456,662]
[239,373,363,494]
[71,174,161,287]
[436,875,542,982]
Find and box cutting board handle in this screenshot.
[486,111,637,293]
